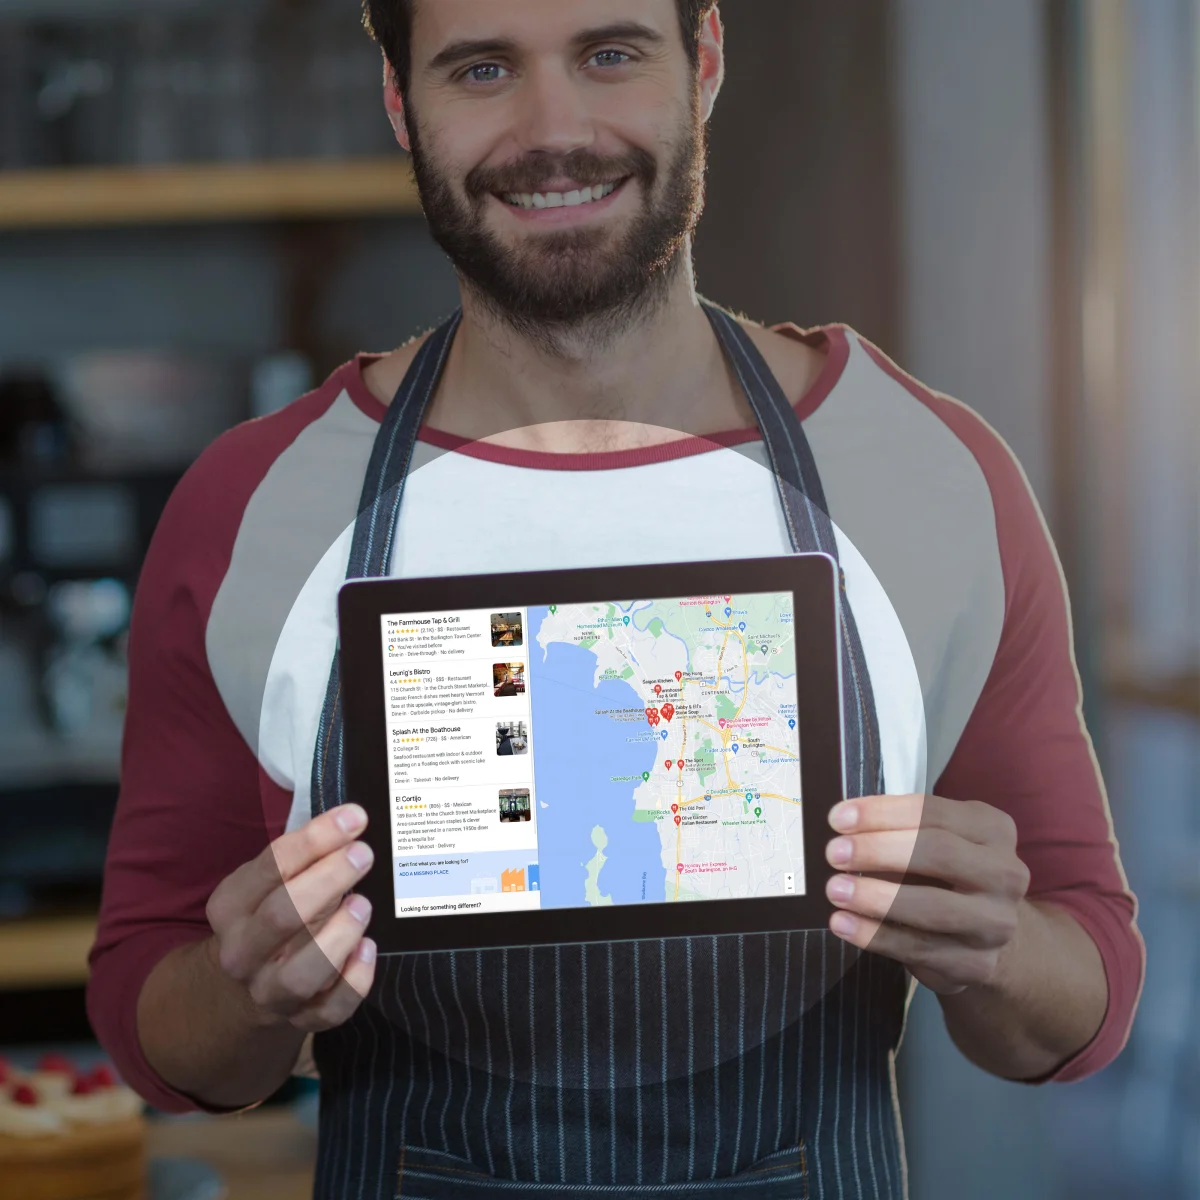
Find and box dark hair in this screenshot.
[363,0,719,97]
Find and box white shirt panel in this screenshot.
[260,445,928,835]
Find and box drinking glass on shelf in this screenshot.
[264,3,311,160]
[209,14,266,162]
[36,23,123,167]
[166,18,215,163]
[0,23,43,169]
[304,5,349,159]
[122,16,180,165]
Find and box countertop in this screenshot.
[148,1107,317,1200]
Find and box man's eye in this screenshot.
[590,50,631,69]
[466,63,508,84]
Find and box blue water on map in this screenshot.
[528,607,663,907]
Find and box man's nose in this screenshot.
[513,62,596,157]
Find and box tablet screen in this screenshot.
[381,594,803,919]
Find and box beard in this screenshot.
[406,104,707,354]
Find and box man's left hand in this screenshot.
[825,794,1032,995]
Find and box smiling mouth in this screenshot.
[500,179,625,211]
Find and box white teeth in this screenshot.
[504,181,620,209]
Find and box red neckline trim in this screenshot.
[340,323,850,472]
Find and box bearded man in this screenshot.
[90,3,1142,1197]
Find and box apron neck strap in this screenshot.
[346,309,463,581]
[700,300,837,560]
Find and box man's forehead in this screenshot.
[412,0,679,52]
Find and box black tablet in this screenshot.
[338,554,844,955]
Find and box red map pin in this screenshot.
[653,684,662,696]
[725,595,732,603]
[677,759,684,770]
[661,703,675,722]
[674,671,683,682]
[646,707,658,724]
[671,803,679,813]
[677,862,684,871]
[664,759,672,770]
[674,815,682,826]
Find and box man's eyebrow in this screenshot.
[428,38,518,74]
[427,23,666,74]
[573,22,667,48]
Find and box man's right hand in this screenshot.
[135,805,378,1108]
[204,804,377,1033]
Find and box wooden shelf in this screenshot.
[0,915,97,991]
[0,158,422,230]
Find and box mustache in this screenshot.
[465,147,658,198]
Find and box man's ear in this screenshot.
[697,5,725,123]
[383,63,412,151]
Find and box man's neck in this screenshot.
[362,263,827,456]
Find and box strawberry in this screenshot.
[37,1053,73,1074]
[12,1083,38,1106]
[71,1075,96,1096]
[88,1065,117,1089]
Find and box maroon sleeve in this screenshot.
[863,342,1145,1083]
[87,378,344,1112]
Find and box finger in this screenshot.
[826,827,1025,895]
[277,838,375,933]
[828,911,1001,991]
[827,828,916,877]
[829,794,924,834]
[218,840,375,981]
[830,794,1018,850]
[208,806,368,930]
[826,874,1018,948]
[339,937,378,1000]
[291,939,378,1033]
[270,806,370,883]
[249,894,373,1014]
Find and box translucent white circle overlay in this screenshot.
[255,432,929,834]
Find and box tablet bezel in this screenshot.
[338,554,844,954]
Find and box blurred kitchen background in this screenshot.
[0,0,1196,1196]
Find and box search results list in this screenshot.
[381,608,541,918]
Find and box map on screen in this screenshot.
[380,593,803,919]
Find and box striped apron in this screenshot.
[310,303,909,1199]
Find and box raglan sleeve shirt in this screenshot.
[88,356,1143,1111]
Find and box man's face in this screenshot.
[398,0,712,342]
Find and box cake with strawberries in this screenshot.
[0,1054,146,1200]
